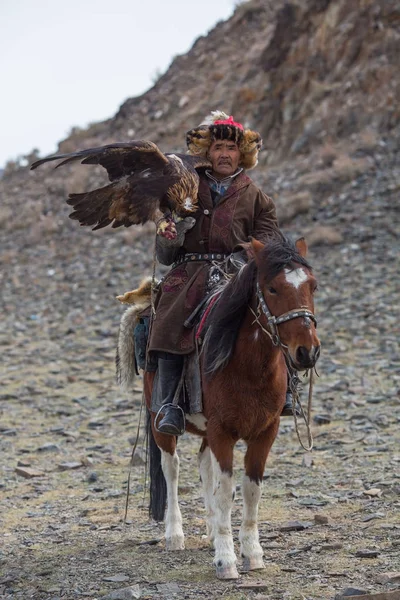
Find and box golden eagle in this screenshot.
[30,141,211,230]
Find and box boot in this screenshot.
[281,371,301,417]
[156,355,185,436]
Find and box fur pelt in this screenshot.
[186,109,262,170]
[116,277,152,391]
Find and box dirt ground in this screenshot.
[1,227,399,600]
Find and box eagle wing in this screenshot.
[30,141,169,181]
[30,141,202,230]
[166,153,212,171]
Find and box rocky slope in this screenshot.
[0,0,399,598]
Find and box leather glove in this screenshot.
[157,216,196,248]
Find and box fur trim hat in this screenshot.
[186,110,262,170]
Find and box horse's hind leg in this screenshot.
[240,420,280,571]
[198,439,215,543]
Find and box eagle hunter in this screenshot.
[30,141,211,230]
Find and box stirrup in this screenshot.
[155,403,185,436]
[281,395,301,417]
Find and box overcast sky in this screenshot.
[0,0,236,167]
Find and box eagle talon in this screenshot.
[157,217,177,240]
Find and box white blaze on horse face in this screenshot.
[284,267,308,289]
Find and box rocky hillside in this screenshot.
[1,2,400,598]
[1,0,399,242]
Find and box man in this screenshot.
[147,111,296,435]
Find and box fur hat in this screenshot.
[186,110,262,170]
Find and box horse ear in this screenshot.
[295,237,308,257]
[250,237,265,257]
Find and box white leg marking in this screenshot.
[239,475,264,570]
[161,450,184,550]
[186,413,207,431]
[211,452,238,579]
[198,445,215,542]
[284,267,308,289]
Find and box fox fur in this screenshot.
[116,277,153,391]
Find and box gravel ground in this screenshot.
[1,139,399,599]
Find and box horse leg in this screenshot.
[149,419,184,550]
[198,438,215,544]
[145,373,184,550]
[160,444,185,550]
[208,429,238,580]
[240,419,280,571]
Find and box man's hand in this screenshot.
[157,216,196,247]
[157,216,178,240]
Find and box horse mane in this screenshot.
[203,235,312,377]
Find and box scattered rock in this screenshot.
[237,582,269,591]
[156,583,181,594]
[279,520,313,532]
[336,592,400,600]
[334,588,368,599]
[58,462,83,471]
[376,572,400,584]
[37,443,60,452]
[314,514,329,525]
[15,467,45,479]
[355,549,380,558]
[363,488,382,497]
[362,513,385,522]
[101,585,141,599]
[313,413,332,425]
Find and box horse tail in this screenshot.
[147,410,167,521]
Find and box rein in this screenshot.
[251,282,317,452]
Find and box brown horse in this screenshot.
[144,235,320,579]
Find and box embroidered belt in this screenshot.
[172,252,229,267]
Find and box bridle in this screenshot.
[254,281,317,348]
[250,280,318,452]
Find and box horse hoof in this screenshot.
[242,556,265,571]
[166,535,185,551]
[215,564,239,580]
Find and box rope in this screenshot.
[291,369,314,452]
[150,230,158,315]
[250,304,314,452]
[125,230,159,522]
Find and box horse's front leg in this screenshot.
[160,444,185,550]
[240,419,280,571]
[208,427,238,580]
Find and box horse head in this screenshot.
[252,236,320,371]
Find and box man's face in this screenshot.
[208,140,241,179]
